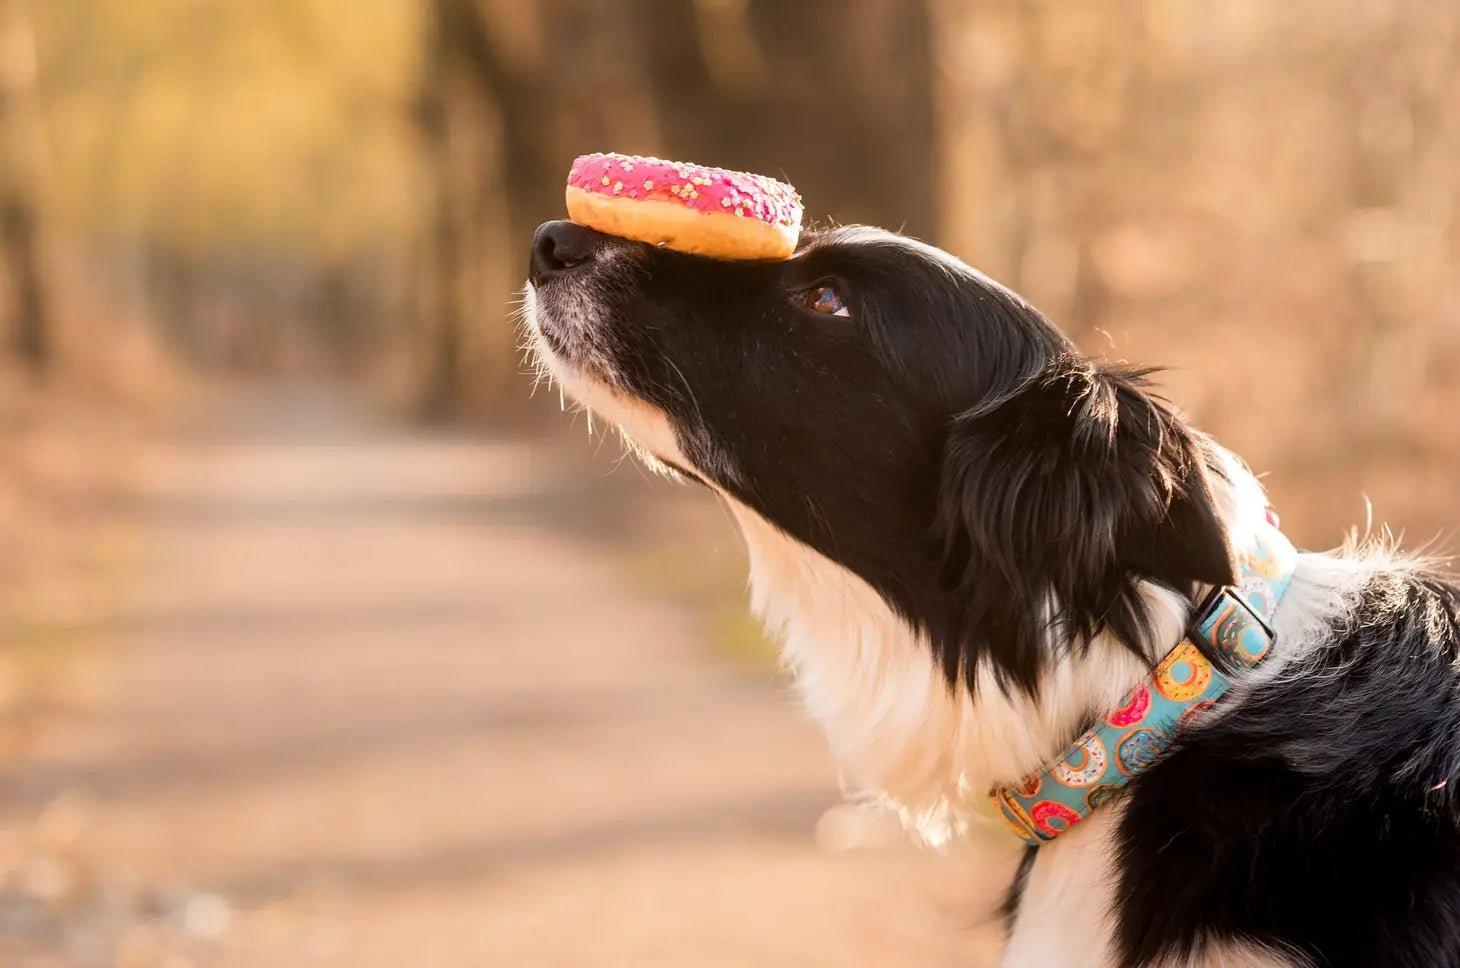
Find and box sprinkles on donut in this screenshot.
[565,152,803,261]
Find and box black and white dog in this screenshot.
[522,219,1460,967]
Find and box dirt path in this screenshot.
[0,384,1007,967]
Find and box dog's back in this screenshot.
[1116,561,1460,966]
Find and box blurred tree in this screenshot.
[0,0,50,371]
[932,0,1150,336]
[418,0,660,417]
[35,0,425,372]
[645,0,935,237]
[417,0,936,415]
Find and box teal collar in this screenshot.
[991,522,1299,846]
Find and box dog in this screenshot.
[522,218,1460,967]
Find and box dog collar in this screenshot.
[990,521,1298,846]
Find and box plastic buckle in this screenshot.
[1188,585,1276,668]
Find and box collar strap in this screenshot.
[990,523,1299,846]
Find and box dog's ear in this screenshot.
[933,358,1237,694]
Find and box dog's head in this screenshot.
[524,220,1237,695]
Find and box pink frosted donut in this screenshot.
[565,152,802,261]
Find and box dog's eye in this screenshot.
[803,284,850,318]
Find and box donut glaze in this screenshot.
[565,152,802,261]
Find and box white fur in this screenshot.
[1004,807,1124,967]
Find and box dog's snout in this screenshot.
[530,220,603,284]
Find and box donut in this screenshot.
[1083,784,1123,813]
[1051,734,1109,788]
[1177,699,1218,730]
[1115,727,1173,776]
[1029,800,1083,838]
[565,152,803,261]
[1012,772,1043,798]
[1152,641,1214,702]
[1106,683,1151,728]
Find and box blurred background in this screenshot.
[1,1,1457,965]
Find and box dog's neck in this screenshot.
[527,332,1273,844]
[722,448,1268,844]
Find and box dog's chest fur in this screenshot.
[727,495,1154,842]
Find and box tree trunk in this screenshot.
[417,0,664,419]
[0,0,49,372]
[418,0,495,419]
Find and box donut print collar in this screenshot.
[990,520,1299,846]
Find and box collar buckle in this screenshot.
[1188,584,1277,670]
[990,528,1298,847]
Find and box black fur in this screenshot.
[935,357,1237,693]
[1116,571,1460,967]
[1001,846,1039,934]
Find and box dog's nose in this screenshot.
[530,220,602,284]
